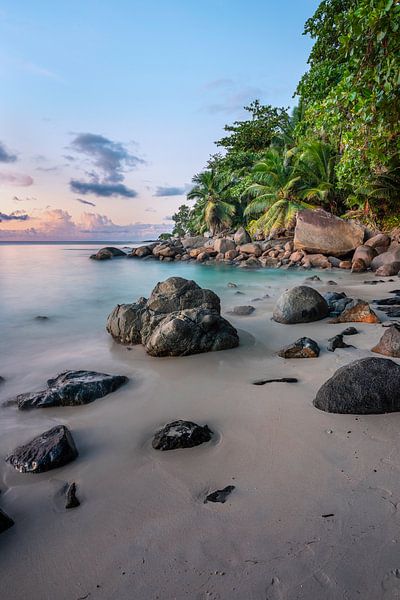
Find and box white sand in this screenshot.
[1,273,400,600]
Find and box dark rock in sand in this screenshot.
[372,324,400,357]
[327,334,354,352]
[15,370,128,410]
[389,289,400,294]
[314,357,400,414]
[327,280,338,286]
[152,420,213,451]
[378,306,400,317]
[273,286,329,324]
[330,299,380,323]
[0,509,14,533]
[278,337,320,359]
[6,425,78,473]
[35,315,49,321]
[65,482,80,509]
[227,282,238,288]
[230,305,255,316]
[375,263,400,277]
[341,327,358,336]
[305,275,321,282]
[235,290,245,295]
[372,297,400,306]
[205,485,235,504]
[363,280,385,285]
[0,376,4,384]
[252,377,298,386]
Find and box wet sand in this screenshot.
[1,270,400,600]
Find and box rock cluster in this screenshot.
[107,277,239,357]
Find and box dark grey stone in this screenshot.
[152,420,213,451]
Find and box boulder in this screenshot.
[146,277,220,314]
[372,324,400,357]
[304,254,332,269]
[328,256,341,268]
[278,337,320,358]
[196,252,209,262]
[152,420,213,450]
[351,258,367,273]
[134,245,152,258]
[106,297,148,344]
[330,299,380,323]
[238,243,262,256]
[375,263,400,277]
[90,247,126,260]
[365,233,391,254]
[238,257,261,268]
[371,245,400,271]
[14,370,128,410]
[273,286,329,324]
[289,250,304,263]
[259,257,281,268]
[6,425,78,473]
[234,227,251,246]
[181,236,207,249]
[0,509,14,533]
[225,249,238,260]
[294,209,365,257]
[144,308,239,357]
[314,357,400,414]
[214,238,236,254]
[339,260,352,269]
[352,245,377,268]
[230,305,255,316]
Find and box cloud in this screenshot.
[145,207,157,213]
[0,142,17,163]
[0,211,29,222]
[0,172,34,186]
[75,198,96,207]
[153,185,187,197]
[200,81,264,115]
[70,179,137,198]
[13,195,36,203]
[0,208,171,241]
[203,78,235,91]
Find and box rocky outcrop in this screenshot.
[152,420,213,450]
[372,324,400,357]
[14,370,128,410]
[278,337,320,358]
[6,425,78,473]
[107,277,239,357]
[294,209,364,257]
[90,247,126,260]
[273,286,329,324]
[314,357,400,414]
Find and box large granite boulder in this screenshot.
[273,286,329,324]
[330,299,380,323]
[0,509,14,533]
[14,370,128,410]
[314,357,400,414]
[294,209,364,257]
[6,425,78,473]
[365,233,391,254]
[372,324,400,357]
[234,227,251,246]
[181,236,207,250]
[90,247,126,260]
[107,277,239,357]
[152,420,213,450]
[214,238,236,254]
[352,245,377,268]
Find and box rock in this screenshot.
[14,370,128,410]
[225,249,238,260]
[181,236,207,249]
[323,291,348,312]
[305,275,321,282]
[238,257,261,268]
[35,315,49,321]
[327,280,338,286]
[372,297,400,306]
[0,509,14,533]
[227,282,237,288]
[328,256,341,268]
[278,337,320,358]
[342,327,358,335]
[65,482,80,509]
[273,286,329,324]
[146,277,220,314]
[235,291,245,295]
[106,297,148,344]
[238,243,262,256]
[327,334,354,352]
[371,246,400,271]
[339,260,352,269]
[134,245,152,258]
[378,306,400,317]
[259,257,281,268]
[365,233,391,254]
[351,258,367,273]
[314,357,400,414]
[234,226,251,246]
[196,252,209,262]
[6,425,78,473]
[214,238,236,254]
[230,305,255,316]
[252,377,298,385]
[372,324,400,357]
[204,486,235,504]
[353,245,377,268]
[144,308,239,357]
[0,376,4,384]
[152,420,213,451]
[289,250,304,263]
[375,263,400,277]
[330,299,380,323]
[294,209,364,257]
[305,254,332,269]
[90,247,126,260]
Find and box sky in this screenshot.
[0,0,318,241]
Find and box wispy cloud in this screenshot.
[70,179,137,198]
[200,80,264,115]
[153,185,187,197]
[0,172,33,186]
[0,142,17,163]
[75,197,96,207]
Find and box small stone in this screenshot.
[152,420,213,451]
[227,282,237,288]
[230,305,255,316]
[204,485,235,504]
[278,337,320,359]
[326,281,337,286]
[65,482,80,509]
[35,315,49,321]
[341,327,358,336]
[327,334,354,352]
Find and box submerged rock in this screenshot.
[90,247,126,260]
[278,337,320,358]
[329,299,380,323]
[372,324,400,357]
[6,425,78,473]
[15,370,128,409]
[314,357,400,414]
[0,509,14,533]
[273,286,329,324]
[152,420,213,451]
[205,485,235,504]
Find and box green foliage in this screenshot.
[171,204,195,237]
[187,170,236,235]
[158,232,173,240]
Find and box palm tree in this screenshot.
[294,140,340,212]
[243,149,313,237]
[187,170,236,235]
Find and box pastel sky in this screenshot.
[0,0,318,241]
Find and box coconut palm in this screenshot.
[243,149,313,237]
[294,140,340,212]
[187,170,236,235]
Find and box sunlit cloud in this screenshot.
[0,172,34,186]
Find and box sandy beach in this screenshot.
[1,251,400,600]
